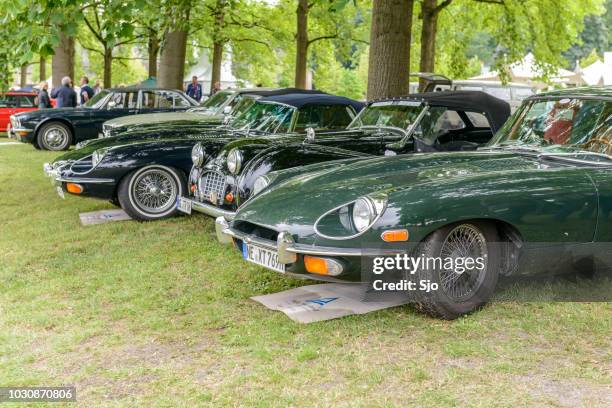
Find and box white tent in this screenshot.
[184,49,244,94]
[577,52,612,86]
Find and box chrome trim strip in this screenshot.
[219,224,401,257]
[11,127,33,133]
[56,176,115,184]
[187,198,236,220]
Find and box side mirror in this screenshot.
[222,105,232,115]
[305,127,315,142]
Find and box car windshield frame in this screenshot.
[198,90,235,113]
[485,96,612,161]
[348,100,424,136]
[85,89,112,109]
[227,100,296,134]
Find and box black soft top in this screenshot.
[260,93,365,112]
[240,88,328,97]
[373,91,511,133]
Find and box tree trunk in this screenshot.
[367,0,414,99]
[39,56,46,82]
[103,47,112,88]
[210,0,226,94]
[51,32,75,88]
[158,0,191,90]
[147,28,159,78]
[419,0,449,91]
[20,64,28,88]
[294,0,309,89]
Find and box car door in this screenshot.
[82,91,138,139]
[0,94,16,132]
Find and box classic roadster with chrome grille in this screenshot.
[43,93,363,221]
[178,91,510,219]
[217,87,612,319]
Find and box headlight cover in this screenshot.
[91,149,107,168]
[191,143,204,166]
[252,174,275,196]
[227,148,242,175]
[314,194,387,240]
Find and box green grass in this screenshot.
[0,137,610,407]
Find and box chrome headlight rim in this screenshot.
[352,197,377,232]
[314,194,387,240]
[91,148,107,168]
[227,148,243,175]
[191,143,204,167]
[252,174,275,197]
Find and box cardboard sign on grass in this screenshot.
[251,283,408,323]
[79,209,132,226]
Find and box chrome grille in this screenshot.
[198,171,227,203]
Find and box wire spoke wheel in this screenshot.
[439,224,488,302]
[132,169,177,214]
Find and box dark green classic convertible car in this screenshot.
[180,91,510,219]
[216,86,612,319]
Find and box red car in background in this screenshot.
[1,91,39,134]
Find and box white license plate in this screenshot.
[56,186,65,199]
[176,197,192,214]
[243,242,285,273]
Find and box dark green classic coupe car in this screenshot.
[217,86,612,319]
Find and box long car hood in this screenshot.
[105,111,216,127]
[236,151,544,227]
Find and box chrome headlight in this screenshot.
[227,148,243,175]
[252,175,273,196]
[191,143,204,166]
[352,197,377,232]
[91,149,107,168]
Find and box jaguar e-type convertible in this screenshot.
[11,87,197,150]
[180,91,510,219]
[216,86,612,319]
[44,93,363,221]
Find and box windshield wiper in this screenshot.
[480,144,542,154]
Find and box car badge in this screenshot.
[209,191,218,205]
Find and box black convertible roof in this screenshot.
[240,87,328,97]
[373,91,511,133]
[260,93,365,112]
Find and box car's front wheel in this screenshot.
[117,165,185,221]
[411,221,500,319]
[37,122,72,151]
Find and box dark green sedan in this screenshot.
[217,86,612,319]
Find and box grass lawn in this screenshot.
[0,137,610,407]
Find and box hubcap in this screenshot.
[132,169,177,214]
[44,127,68,148]
[439,224,488,301]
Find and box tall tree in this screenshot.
[419,0,452,90]
[367,0,414,99]
[80,0,141,87]
[39,56,47,82]
[147,28,160,78]
[295,0,310,88]
[158,0,192,89]
[52,32,75,87]
[210,0,229,93]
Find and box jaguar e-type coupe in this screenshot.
[217,87,612,319]
[44,93,363,221]
[180,91,510,219]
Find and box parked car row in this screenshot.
[14,84,612,319]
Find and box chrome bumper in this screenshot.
[185,197,236,220]
[215,217,394,262]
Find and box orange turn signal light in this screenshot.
[225,192,234,202]
[66,183,83,194]
[304,256,343,276]
[190,184,196,193]
[381,229,409,242]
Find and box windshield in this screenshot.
[198,91,234,113]
[228,101,295,133]
[85,89,111,108]
[348,101,424,132]
[488,98,611,157]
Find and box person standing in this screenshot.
[37,82,53,109]
[93,79,102,95]
[211,81,221,95]
[80,76,95,105]
[186,76,203,101]
[50,76,77,108]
